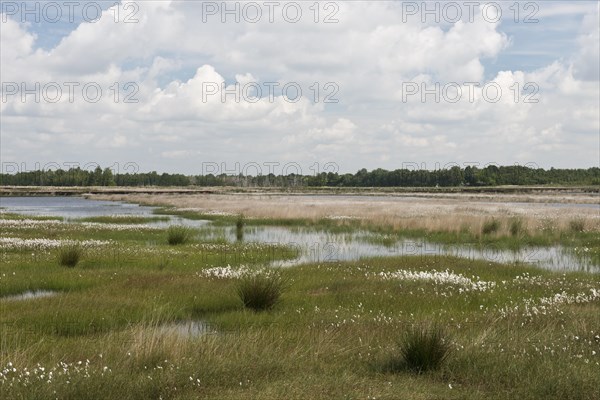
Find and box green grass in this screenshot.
[482,219,501,235]
[154,207,362,231]
[0,212,63,221]
[1,211,599,399]
[76,215,170,224]
[154,208,237,225]
[166,225,193,245]
[387,323,452,373]
[236,214,245,241]
[57,243,83,267]
[509,217,524,236]
[569,218,586,233]
[236,272,286,311]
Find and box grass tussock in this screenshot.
[509,217,524,236]
[166,225,193,245]
[236,271,286,311]
[57,244,83,267]
[236,214,245,241]
[569,218,586,233]
[482,219,501,235]
[385,323,451,374]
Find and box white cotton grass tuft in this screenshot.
[377,269,496,292]
[0,237,111,250]
[196,265,278,279]
[499,288,600,318]
[0,217,160,231]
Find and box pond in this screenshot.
[205,225,598,272]
[1,196,597,273]
[0,196,208,227]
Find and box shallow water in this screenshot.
[156,320,214,337]
[0,196,154,218]
[1,290,57,301]
[227,226,599,272]
[1,196,597,273]
[0,196,209,227]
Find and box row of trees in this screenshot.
[1,165,598,187]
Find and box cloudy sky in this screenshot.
[1,1,598,175]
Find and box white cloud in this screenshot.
[0,1,598,172]
[573,11,600,81]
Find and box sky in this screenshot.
[1,0,599,175]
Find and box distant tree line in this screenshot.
[1,165,598,187]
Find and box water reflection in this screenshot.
[156,320,214,337]
[187,224,599,272]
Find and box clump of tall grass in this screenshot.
[166,225,193,245]
[569,219,585,233]
[386,323,451,374]
[236,271,285,311]
[236,214,245,241]
[509,217,524,236]
[57,244,83,267]
[482,219,500,235]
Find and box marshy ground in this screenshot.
[1,191,599,399]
